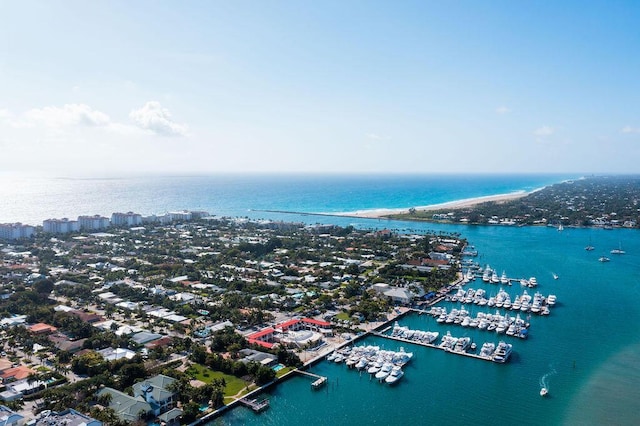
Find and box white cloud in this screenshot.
[129,101,188,136]
[496,106,510,114]
[24,103,111,128]
[366,133,382,140]
[534,126,555,137]
[621,125,640,134]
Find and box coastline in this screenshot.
[334,190,531,219]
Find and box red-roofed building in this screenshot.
[29,322,58,334]
[1,365,35,381]
[247,328,276,349]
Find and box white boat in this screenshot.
[355,357,368,370]
[453,337,471,352]
[558,224,564,231]
[585,245,595,251]
[540,387,548,397]
[528,277,538,287]
[546,294,557,306]
[385,366,404,384]
[599,256,610,262]
[375,363,393,380]
[611,243,625,255]
[552,272,558,280]
[500,271,509,285]
[326,351,337,361]
[492,341,513,363]
[479,342,495,358]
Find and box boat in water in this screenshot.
[610,243,625,255]
[385,366,404,384]
[599,256,610,262]
[540,387,549,397]
[492,341,513,363]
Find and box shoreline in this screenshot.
[333,190,532,219]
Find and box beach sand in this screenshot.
[338,191,529,219]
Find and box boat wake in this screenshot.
[539,365,558,390]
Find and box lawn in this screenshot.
[335,312,350,321]
[186,364,250,397]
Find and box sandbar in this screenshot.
[336,191,530,219]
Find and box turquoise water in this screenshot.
[212,225,640,426]
[0,173,572,225]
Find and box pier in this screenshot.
[239,397,270,413]
[371,331,499,363]
[295,369,328,389]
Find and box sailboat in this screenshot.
[610,242,625,255]
[585,237,595,251]
[557,224,564,231]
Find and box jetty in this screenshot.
[295,369,328,389]
[239,397,270,413]
[370,331,505,363]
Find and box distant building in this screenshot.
[0,223,35,240]
[78,215,110,231]
[43,218,79,234]
[110,212,142,227]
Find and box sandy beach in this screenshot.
[337,191,530,219]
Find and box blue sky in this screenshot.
[1,1,639,175]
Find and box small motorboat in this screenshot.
[540,387,549,397]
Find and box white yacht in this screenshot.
[479,342,495,358]
[500,271,509,285]
[528,277,538,287]
[375,363,393,380]
[599,256,610,262]
[546,294,557,306]
[492,341,513,363]
[385,366,404,384]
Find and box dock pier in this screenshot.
[370,331,496,363]
[239,397,270,413]
[295,369,328,389]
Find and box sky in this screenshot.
[1,1,639,176]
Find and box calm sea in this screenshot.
[0,173,570,225]
[2,173,637,425]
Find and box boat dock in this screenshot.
[295,369,328,389]
[371,331,498,363]
[239,397,270,413]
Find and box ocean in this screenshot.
[2,173,638,425]
[0,173,569,225]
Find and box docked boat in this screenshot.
[528,277,538,287]
[492,341,513,363]
[500,271,509,285]
[355,357,368,370]
[453,337,471,352]
[375,363,393,380]
[546,294,557,305]
[385,366,404,384]
[479,342,495,358]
